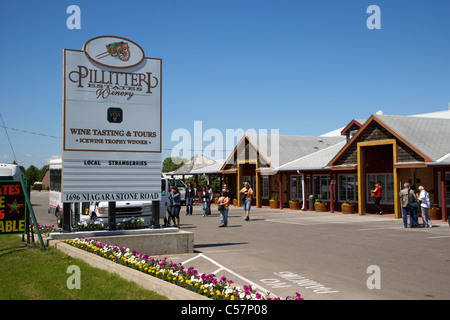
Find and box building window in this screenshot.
[50,168,61,192]
[339,174,358,202]
[262,176,269,199]
[313,175,330,201]
[290,175,302,201]
[367,173,394,204]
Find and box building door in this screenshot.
[357,140,400,217]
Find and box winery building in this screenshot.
[171,109,450,222]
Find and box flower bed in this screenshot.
[76,217,145,231]
[32,223,57,234]
[76,220,105,231]
[64,237,303,300]
[118,217,144,229]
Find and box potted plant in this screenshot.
[289,200,301,210]
[233,197,238,206]
[341,200,356,214]
[314,194,327,212]
[429,203,441,220]
[269,193,280,209]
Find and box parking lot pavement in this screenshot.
[31,192,450,300]
[154,204,450,300]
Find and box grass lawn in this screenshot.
[0,235,168,300]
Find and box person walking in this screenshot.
[418,186,432,228]
[371,181,383,214]
[206,184,213,216]
[240,181,253,221]
[412,187,420,227]
[201,186,210,217]
[399,183,417,228]
[185,182,195,215]
[218,191,230,227]
[166,189,173,227]
[170,187,181,227]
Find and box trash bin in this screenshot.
[308,195,314,211]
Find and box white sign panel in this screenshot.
[62,36,161,203]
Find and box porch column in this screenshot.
[301,173,306,210]
[256,160,261,208]
[237,164,242,207]
[279,174,283,209]
[357,144,365,215]
[256,172,261,208]
[330,173,334,213]
[441,168,448,222]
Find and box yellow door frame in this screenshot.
[357,139,400,218]
[237,160,258,207]
[237,163,242,207]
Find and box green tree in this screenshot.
[39,165,48,180]
[25,165,40,185]
[162,157,186,173]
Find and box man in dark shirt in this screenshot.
[185,183,195,215]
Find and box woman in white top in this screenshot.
[418,186,432,228]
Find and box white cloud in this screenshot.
[46,155,60,164]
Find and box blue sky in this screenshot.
[1,0,450,169]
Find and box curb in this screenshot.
[53,240,210,300]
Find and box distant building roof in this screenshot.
[276,140,346,171]
[244,133,346,169]
[172,154,217,174]
[409,109,450,119]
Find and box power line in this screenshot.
[0,125,60,139]
[0,114,17,163]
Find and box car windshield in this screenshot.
[169,179,186,188]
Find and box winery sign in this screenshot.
[62,36,162,202]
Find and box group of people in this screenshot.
[400,183,432,228]
[371,181,432,228]
[165,181,254,228]
[169,179,434,229]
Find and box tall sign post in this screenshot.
[63,36,162,230]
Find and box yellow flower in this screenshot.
[231,295,235,300]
